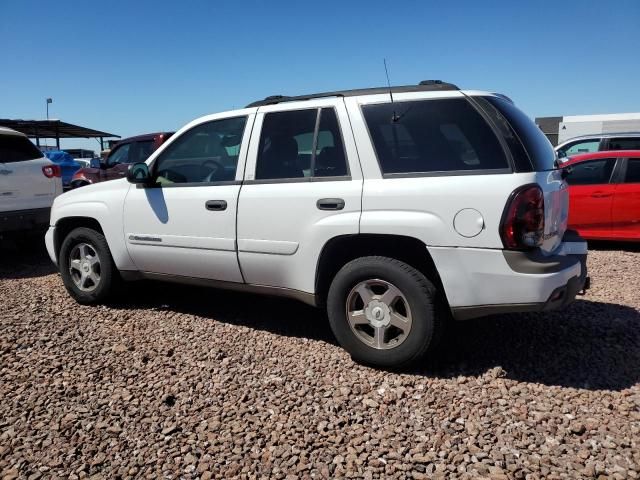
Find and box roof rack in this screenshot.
[246,80,459,108]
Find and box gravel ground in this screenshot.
[1,242,639,479]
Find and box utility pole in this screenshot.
[46,98,52,120]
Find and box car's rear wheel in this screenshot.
[59,227,120,304]
[327,256,442,369]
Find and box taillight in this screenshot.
[500,184,545,250]
[42,164,61,178]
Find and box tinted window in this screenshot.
[472,96,532,172]
[107,144,131,165]
[314,108,348,177]
[565,159,615,185]
[154,117,247,184]
[256,108,348,180]
[363,98,508,175]
[608,138,640,150]
[135,140,155,162]
[0,134,43,163]
[485,96,557,171]
[561,140,600,157]
[624,159,640,183]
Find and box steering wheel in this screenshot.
[203,159,225,182]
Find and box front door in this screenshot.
[122,113,254,281]
[236,100,362,293]
[566,157,617,237]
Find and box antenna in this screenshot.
[383,59,400,122]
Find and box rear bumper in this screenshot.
[428,231,589,321]
[0,208,51,234]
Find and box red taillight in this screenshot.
[500,184,545,250]
[42,164,61,178]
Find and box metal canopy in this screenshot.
[0,119,119,139]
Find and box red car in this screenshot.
[71,132,173,188]
[563,150,640,241]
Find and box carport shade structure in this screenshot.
[0,119,119,150]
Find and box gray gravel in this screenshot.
[1,242,639,479]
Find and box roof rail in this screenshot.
[246,80,459,108]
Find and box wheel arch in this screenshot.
[54,216,105,259]
[314,234,449,308]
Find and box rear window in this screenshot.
[484,96,557,171]
[0,134,43,163]
[362,98,509,175]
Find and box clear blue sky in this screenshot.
[1,0,639,152]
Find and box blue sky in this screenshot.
[1,0,639,152]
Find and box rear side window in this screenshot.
[485,96,557,171]
[608,138,640,150]
[256,108,348,180]
[362,98,508,175]
[0,135,43,163]
[565,159,615,185]
[624,159,640,183]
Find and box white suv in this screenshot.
[1,127,63,236]
[45,81,589,368]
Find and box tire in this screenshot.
[58,227,120,304]
[327,256,442,369]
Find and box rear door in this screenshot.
[565,158,618,237]
[0,132,56,212]
[236,99,362,293]
[611,157,640,239]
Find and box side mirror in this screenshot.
[557,150,567,158]
[89,158,100,168]
[127,162,152,185]
[561,166,573,180]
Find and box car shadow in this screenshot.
[587,240,640,252]
[421,300,640,391]
[117,281,640,391]
[0,235,56,279]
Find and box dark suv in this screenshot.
[70,132,173,188]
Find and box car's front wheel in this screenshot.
[327,256,442,369]
[59,227,120,304]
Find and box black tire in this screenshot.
[327,256,442,369]
[59,227,120,304]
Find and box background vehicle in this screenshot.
[46,82,588,368]
[563,150,640,241]
[70,132,173,188]
[65,148,97,168]
[44,150,82,189]
[556,133,640,158]
[1,127,62,235]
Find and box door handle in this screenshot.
[205,200,227,211]
[591,192,612,198]
[317,198,345,210]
